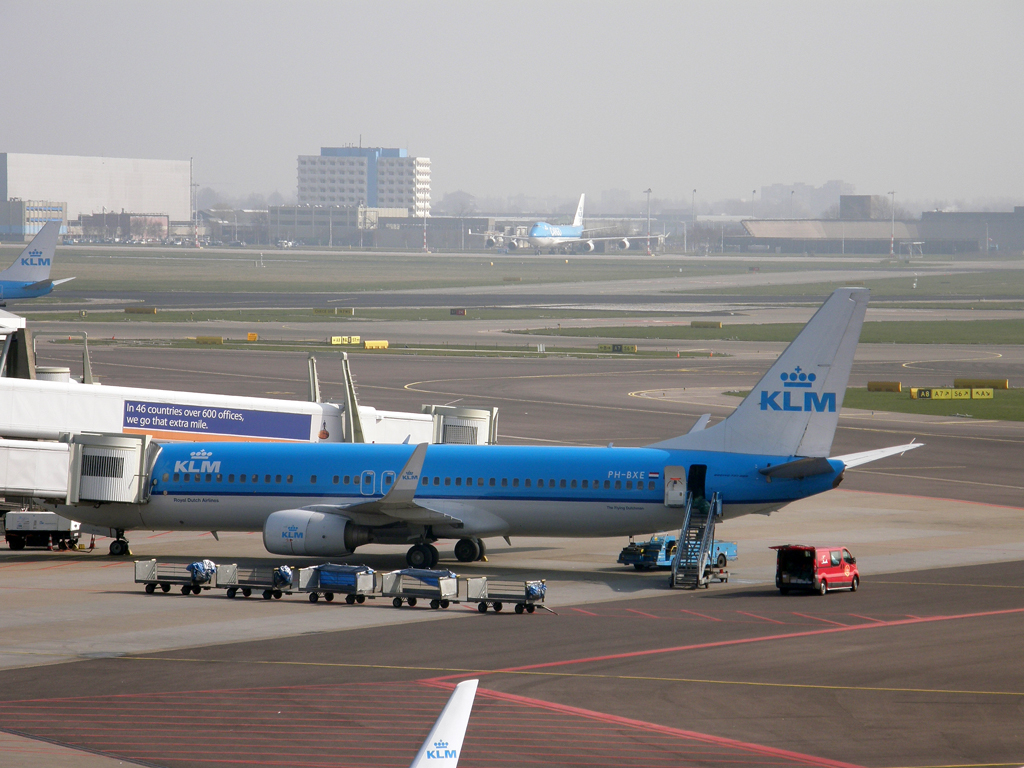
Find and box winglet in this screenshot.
[409,680,478,768]
[382,443,428,508]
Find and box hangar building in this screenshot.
[0,153,191,221]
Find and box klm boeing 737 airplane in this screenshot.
[0,222,73,302]
[495,194,636,253]
[58,288,920,561]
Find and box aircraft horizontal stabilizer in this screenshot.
[687,414,711,434]
[51,277,76,286]
[832,442,923,469]
[759,456,834,480]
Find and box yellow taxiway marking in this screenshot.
[115,655,1024,698]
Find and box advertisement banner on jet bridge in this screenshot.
[123,400,312,441]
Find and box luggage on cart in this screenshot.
[219,564,296,600]
[468,577,546,614]
[298,563,377,604]
[382,568,458,609]
[135,559,219,596]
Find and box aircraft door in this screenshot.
[382,470,396,492]
[360,470,375,496]
[663,466,687,507]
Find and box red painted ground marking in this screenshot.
[791,612,848,627]
[679,608,722,621]
[569,607,599,616]
[625,608,661,619]
[423,606,1024,682]
[38,561,80,570]
[848,614,882,623]
[906,615,921,619]
[456,684,866,768]
[146,531,173,539]
[100,562,130,568]
[736,610,786,625]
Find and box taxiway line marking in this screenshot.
[848,614,883,623]
[875,580,1024,590]
[679,609,721,621]
[625,608,661,619]
[791,612,848,626]
[736,611,786,624]
[569,607,599,616]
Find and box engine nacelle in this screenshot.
[618,238,630,250]
[506,239,521,250]
[262,509,372,557]
[583,240,595,252]
[485,235,503,248]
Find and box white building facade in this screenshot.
[297,147,430,217]
[1,153,191,221]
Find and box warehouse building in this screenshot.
[297,147,430,217]
[0,198,67,241]
[0,153,191,221]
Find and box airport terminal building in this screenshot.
[0,152,191,223]
[297,147,430,217]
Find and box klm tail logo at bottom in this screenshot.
[760,367,836,412]
[427,740,457,760]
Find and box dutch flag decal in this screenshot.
[649,471,660,479]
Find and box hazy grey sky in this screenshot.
[3,1,1022,206]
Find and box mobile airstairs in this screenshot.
[669,491,724,589]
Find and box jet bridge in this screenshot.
[0,432,153,506]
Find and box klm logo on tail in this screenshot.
[760,366,836,413]
[21,249,50,267]
[426,741,457,760]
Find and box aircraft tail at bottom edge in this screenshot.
[409,679,478,768]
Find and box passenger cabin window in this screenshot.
[512,478,519,487]
[265,475,271,483]
[560,479,566,489]
[228,474,235,483]
[173,473,180,481]
[216,474,223,482]
[275,475,282,483]
[287,475,293,483]
[455,477,462,486]
[615,480,622,490]
[571,479,577,489]
[501,478,508,487]
[648,481,655,490]
[422,477,429,485]
[251,475,258,483]
[489,478,495,487]
[183,474,189,483]
[582,479,588,489]
[206,473,212,482]
[525,479,531,488]
[604,480,610,489]
[162,473,169,482]
[445,477,451,486]
[332,476,339,484]
[626,480,632,490]
[434,477,440,486]
[310,475,316,484]
[343,475,351,484]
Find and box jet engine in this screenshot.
[485,235,503,248]
[582,240,595,252]
[263,509,373,557]
[618,238,630,250]
[506,239,521,250]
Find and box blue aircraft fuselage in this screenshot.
[528,222,585,248]
[0,280,53,301]
[86,442,843,539]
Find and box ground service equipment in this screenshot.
[3,511,80,550]
[299,563,377,604]
[134,559,219,595]
[670,492,724,589]
[618,533,736,571]
[468,577,547,613]
[218,564,295,599]
[382,568,459,609]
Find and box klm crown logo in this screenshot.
[190,449,213,460]
[426,740,457,760]
[760,365,835,413]
[21,248,50,267]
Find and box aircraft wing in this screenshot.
[303,443,465,527]
[832,442,923,469]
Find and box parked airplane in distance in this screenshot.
[59,287,921,561]
[409,680,478,768]
[0,222,73,302]
[488,194,647,253]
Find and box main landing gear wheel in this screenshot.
[454,538,481,563]
[108,539,129,557]
[406,544,440,569]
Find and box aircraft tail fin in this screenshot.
[572,194,585,228]
[649,287,869,457]
[409,679,478,768]
[0,222,61,283]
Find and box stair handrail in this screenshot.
[669,491,693,578]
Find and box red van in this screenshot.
[772,545,859,595]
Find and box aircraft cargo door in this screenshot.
[663,466,687,507]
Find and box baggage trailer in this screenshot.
[218,564,295,599]
[135,559,218,595]
[382,568,458,609]
[298,564,377,604]
[468,577,547,614]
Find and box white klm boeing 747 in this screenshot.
[57,288,920,563]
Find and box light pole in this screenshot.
[691,189,696,252]
[752,189,757,219]
[643,188,652,254]
[888,190,896,255]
